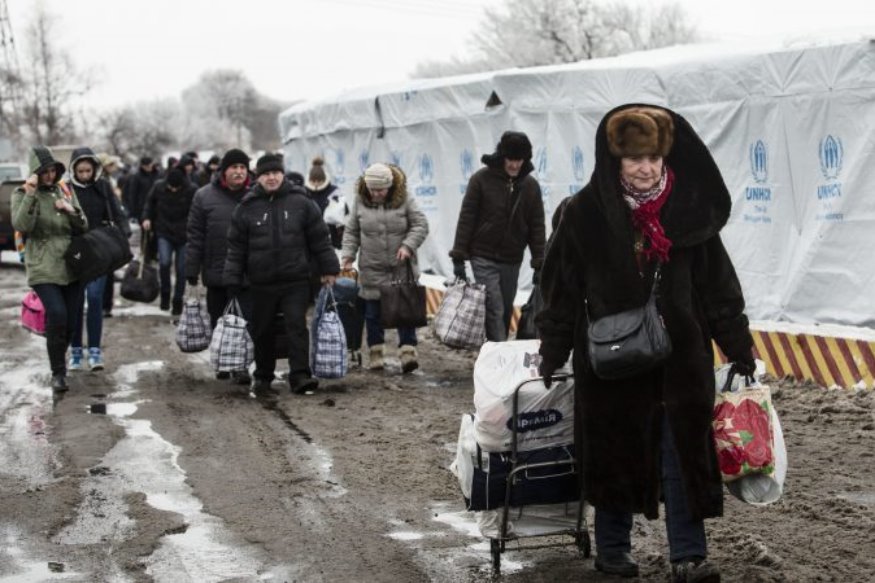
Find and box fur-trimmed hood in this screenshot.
[590,103,731,249]
[354,164,408,209]
[305,168,333,192]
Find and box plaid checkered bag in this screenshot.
[209,298,254,372]
[310,287,348,379]
[433,279,487,350]
[175,290,211,353]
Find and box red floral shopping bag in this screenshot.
[713,372,775,482]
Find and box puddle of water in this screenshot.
[59,360,278,581]
[0,526,82,582]
[387,531,425,541]
[0,354,59,488]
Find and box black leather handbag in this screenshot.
[379,260,427,329]
[587,264,672,380]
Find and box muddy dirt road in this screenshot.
[0,260,874,582]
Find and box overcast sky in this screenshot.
[6,0,875,110]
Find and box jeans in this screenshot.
[32,282,83,376]
[206,286,252,331]
[363,299,417,347]
[72,275,107,349]
[249,283,310,381]
[470,256,521,342]
[594,414,707,562]
[157,236,186,305]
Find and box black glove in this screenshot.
[186,276,198,286]
[452,260,467,281]
[227,285,241,299]
[539,357,560,388]
[532,269,541,285]
[732,356,756,378]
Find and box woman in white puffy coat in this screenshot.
[341,163,429,373]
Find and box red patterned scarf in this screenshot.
[620,166,674,262]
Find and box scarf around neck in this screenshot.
[621,165,674,262]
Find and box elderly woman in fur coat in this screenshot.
[537,104,755,583]
[341,163,429,373]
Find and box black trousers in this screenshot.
[33,282,83,376]
[249,282,310,381]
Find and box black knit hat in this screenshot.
[220,148,250,173]
[497,131,533,160]
[255,153,284,177]
[140,155,153,166]
[166,168,185,188]
[207,154,221,166]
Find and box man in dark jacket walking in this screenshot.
[224,153,339,396]
[142,168,196,315]
[122,156,158,225]
[185,149,253,383]
[450,131,546,341]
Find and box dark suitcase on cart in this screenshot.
[334,271,364,351]
[465,444,579,511]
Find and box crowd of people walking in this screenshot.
[11,103,755,582]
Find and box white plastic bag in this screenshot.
[323,194,347,226]
[449,414,477,500]
[714,364,787,505]
[473,340,574,452]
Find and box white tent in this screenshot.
[280,39,875,328]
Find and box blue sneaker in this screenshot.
[88,347,104,372]
[69,347,83,371]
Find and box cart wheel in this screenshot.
[576,531,592,558]
[490,539,502,572]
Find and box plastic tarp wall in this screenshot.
[280,40,875,328]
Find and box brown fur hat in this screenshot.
[606,107,674,157]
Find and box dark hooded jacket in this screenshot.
[185,173,251,287]
[123,164,159,222]
[536,104,754,521]
[450,153,546,268]
[69,147,130,237]
[223,180,339,288]
[142,176,196,245]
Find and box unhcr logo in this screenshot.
[819,135,843,181]
[572,146,585,182]
[535,147,548,179]
[358,151,369,173]
[390,151,402,167]
[416,153,437,197]
[460,149,474,182]
[750,140,768,184]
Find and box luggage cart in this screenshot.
[489,375,591,573]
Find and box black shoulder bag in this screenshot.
[65,192,133,282]
[586,264,672,380]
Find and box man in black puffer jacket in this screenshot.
[185,149,252,329]
[224,153,339,396]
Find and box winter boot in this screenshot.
[368,344,385,371]
[160,296,170,311]
[69,347,83,372]
[348,349,362,369]
[288,374,318,395]
[399,345,419,373]
[671,557,721,583]
[51,374,68,392]
[88,347,105,371]
[171,299,183,317]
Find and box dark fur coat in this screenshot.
[536,104,754,520]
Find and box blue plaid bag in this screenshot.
[310,287,348,379]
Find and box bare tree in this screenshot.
[413,0,698,78]
[18,3,93,144]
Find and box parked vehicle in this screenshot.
[0,178,24,251]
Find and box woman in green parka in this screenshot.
[12,146,88,392]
